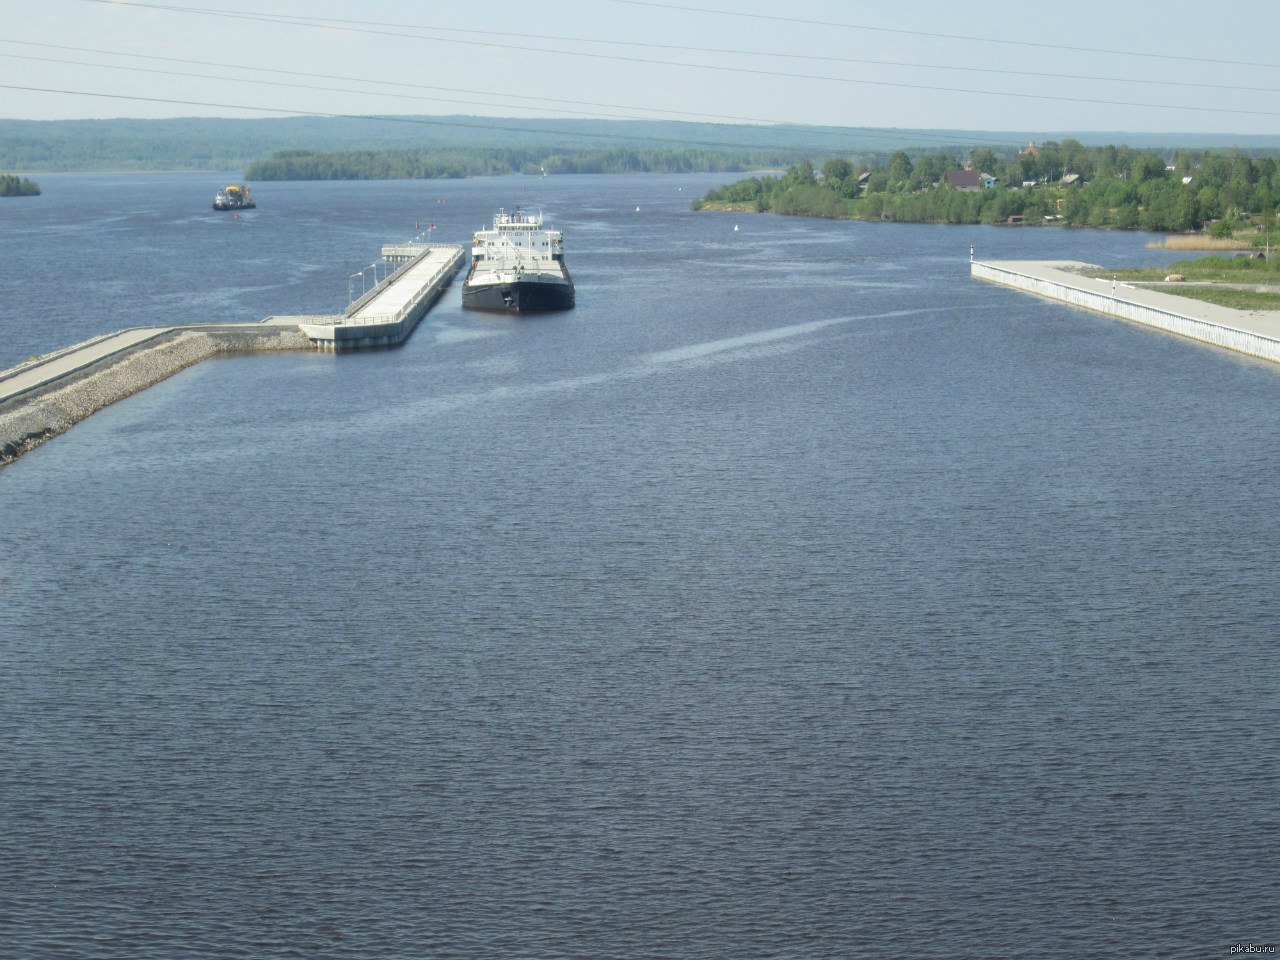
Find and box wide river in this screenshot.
[2,173,1277,959]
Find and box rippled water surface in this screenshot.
[2,174,1278,959]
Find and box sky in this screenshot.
[1,0,1277,138]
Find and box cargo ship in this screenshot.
[462,208,574,313]
[213,184,255,211]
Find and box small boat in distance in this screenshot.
[213,184,255,211]
[462,208,574,314]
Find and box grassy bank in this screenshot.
[1086,256,1277,284]
[1164,288,1280,310]
[1085,255,1280,310]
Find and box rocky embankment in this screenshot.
[0,326,310,467]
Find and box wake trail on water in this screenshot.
[355,306,952,436]
[641,307,943,366]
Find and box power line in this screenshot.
[63,0,1280,121]
[0,40,1047,151]
[56,3,1280,96]
[0,50,719,122]
[0,82,1024,156]
[606,0,1280,71]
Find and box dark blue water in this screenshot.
[2,174,1278,959]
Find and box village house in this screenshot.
[945,169,997,191]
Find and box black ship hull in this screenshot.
[462,275,575,314]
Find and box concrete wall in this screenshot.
[972,261,1280,365]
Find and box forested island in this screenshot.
[244,147,775,181]
[0,174,40,197]
[697,142,1280,234]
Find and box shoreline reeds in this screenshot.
[1145,235,1252,250]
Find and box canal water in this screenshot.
[2,173,1278,959]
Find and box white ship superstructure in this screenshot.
[462,208,575,313]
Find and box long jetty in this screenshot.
[0,243,464,466]
[301,243,463,351]
[972,258,1280,365]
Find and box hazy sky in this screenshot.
[1,0,1276,138]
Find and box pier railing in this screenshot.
[344,258,412,318]
[333,249,462,328]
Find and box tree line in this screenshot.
[0,174,40,197]
[243,147,784,181]
[697,142,1280,233]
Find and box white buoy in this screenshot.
[734,224,739,231]
[635,206,640,212]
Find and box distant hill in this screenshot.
[2,115,1278,174]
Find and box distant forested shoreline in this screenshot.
[697,143,1280,234]
[0,174,40,197]
[4,116,1280,175]
[243,147,772,180]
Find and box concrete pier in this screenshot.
[0,243,464,466]
[299,245,463,351]
[972,259,1280,365]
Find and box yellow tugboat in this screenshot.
[213,184,255,211]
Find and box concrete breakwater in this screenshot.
[972,259,1280,365]
[0,325,309,466]
[0,243,463,468]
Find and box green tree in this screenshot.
[1060,139,1093,180]
[887,150,913,188]
[821,157,852,183]
[1132,154,1167,183]
[1017,153,1041,183]
[783,160,817,188]
[910,154,941,190]
[971,148,999,176]
[1037,141,1066,182]
[0,174,40,197]
[1060,189,1086,224]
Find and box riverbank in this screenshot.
[1143,236,1253,251]
[698,200,759,213]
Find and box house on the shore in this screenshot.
[945,169,997,191]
